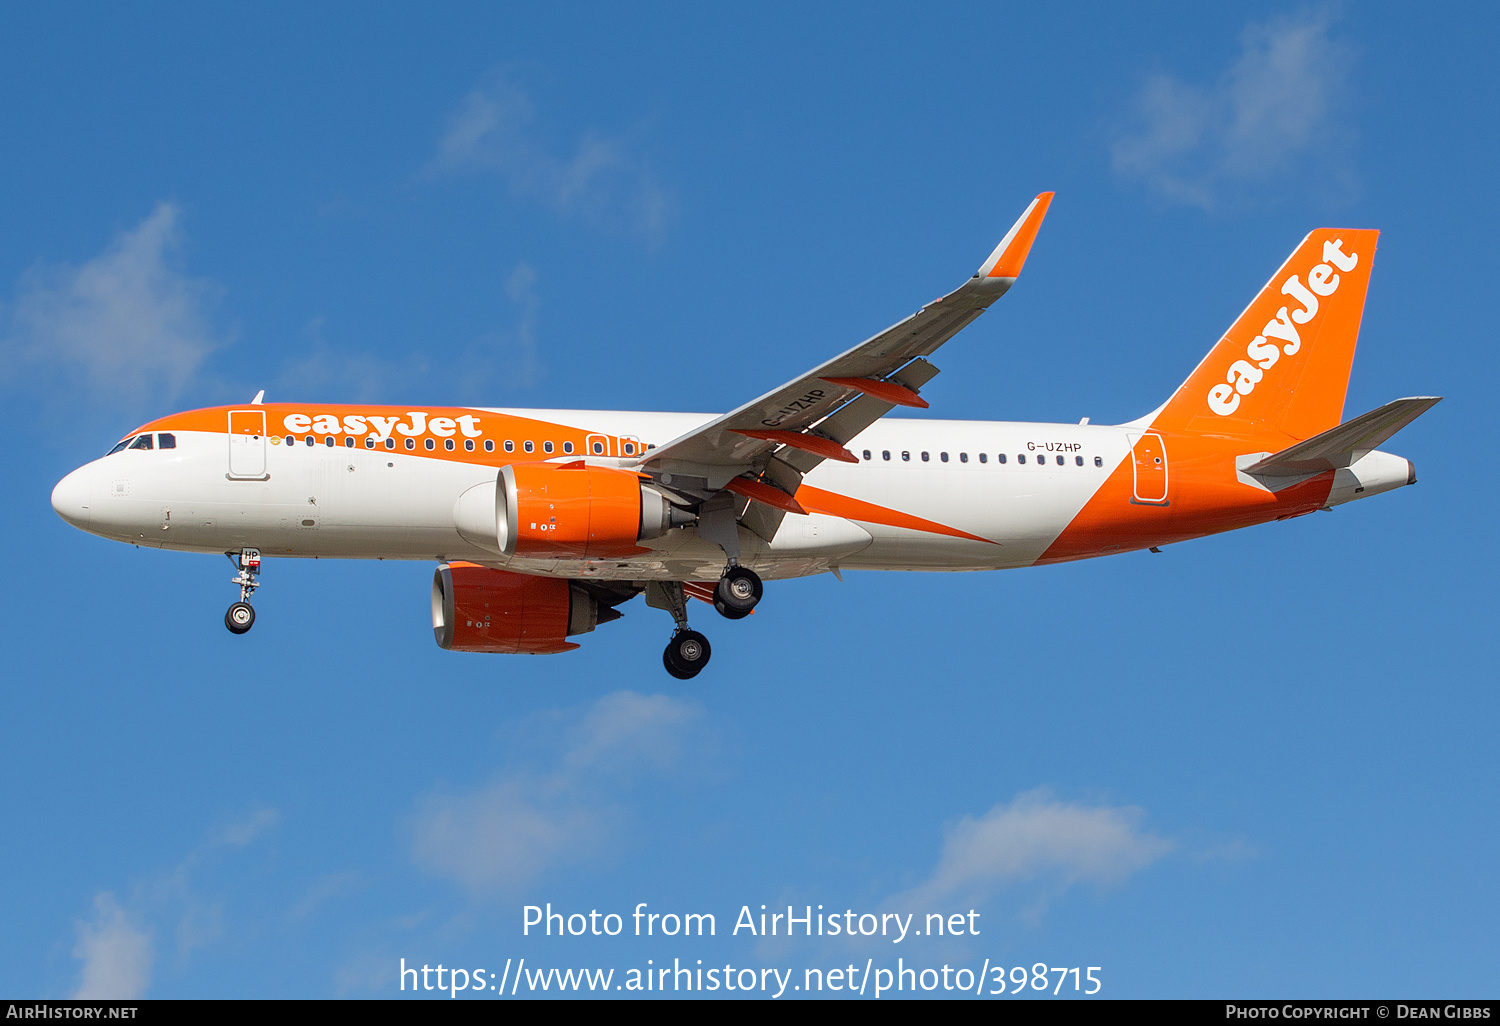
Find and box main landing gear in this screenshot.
[645,581,712,680]
[664,629,712,680]
[713,565,762,620]
[225,548,261,635]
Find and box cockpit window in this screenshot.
[129,434,154,451]
[106,438,132,456]
[157,433,176,449]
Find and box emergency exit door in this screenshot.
[228,409,267,479]
[1128,432,1168,504]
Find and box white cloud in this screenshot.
[1111,9,1355,209]
[68,807,279,997]
[430,76,672,244]
[4,202,226,407]
[412,691,704,896]
[894,788,1173,912]
[72,893,153,1000]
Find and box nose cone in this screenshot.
[51,466,93,527]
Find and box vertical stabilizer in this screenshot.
[1151,229,1379,444]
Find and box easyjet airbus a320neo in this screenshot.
[51,195,1439,677]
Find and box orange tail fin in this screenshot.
[1150,229,1379,445]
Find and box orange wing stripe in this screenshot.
[795,484,995,544]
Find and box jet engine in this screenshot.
[452,462,692,559]
[431,561,618,654]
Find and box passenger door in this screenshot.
[228,410,268,479]
[1128,432,1169,504]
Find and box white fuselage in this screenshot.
[50,406,1413,584]
[53,409,1133,579]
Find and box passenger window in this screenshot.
[1094,456,1103,467]
[940,452,949,462]
[326,437,335,447]
[107,439,131,456]
[622,442,635,455]
[405,438,415,450]
[1075,455,1083,466]
[882,450,891,461]
[130,435,154,450]
[959,452,967,463]
[563,441,574,454]
[157,433,176,449]
[285,435,295,446]
[901,451,910,461]
[524,441,534,453]
[1056,455,1064,465]
[484,440,495,452]
[979,453,987,463]
[921,452,929,462]
[998,453,1007,464]
[305,436,315,446]
[345,437,355,448]
[465,439,475,451]
[365,437,375,449]
[543,441,554,454]
[862,450,871,461]
[592,441,604,455]
[445,439,455,451]
[385,438,395,450]
[424,438,435,450]
[1018,453,1026,464]
[504,440,515,453]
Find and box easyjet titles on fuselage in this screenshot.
[280,411,486,442]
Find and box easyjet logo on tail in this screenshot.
[1207,239,1361,417]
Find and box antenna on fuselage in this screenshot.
[251,390,265,405]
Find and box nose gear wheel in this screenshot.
[225,601,256,634]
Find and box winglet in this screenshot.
[975,192,1054,279]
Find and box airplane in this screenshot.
[49,194,1440,678]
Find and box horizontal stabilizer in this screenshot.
[1244,396,1442,476]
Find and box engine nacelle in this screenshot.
[451,462,693,559]
[502,462,693,559]
[431,562,608,654]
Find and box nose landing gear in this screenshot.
[225,548,261,635]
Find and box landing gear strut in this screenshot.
[697,493,766,621]
[225,548,261,635]
[714,565,762,619]
[645,581,712,679]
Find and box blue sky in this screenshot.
[1,2,1495,999]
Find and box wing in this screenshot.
[637,192,1053,540]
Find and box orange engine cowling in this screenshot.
[431,562,609,654]
[498,462,684,559]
